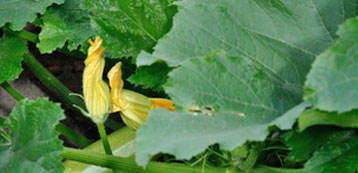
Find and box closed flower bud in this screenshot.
[83,37,112,124]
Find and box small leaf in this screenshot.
[298,109,358,131]
[304,17,358,112]
[0,34,28,84]
[0,0,64,31]
[81,0,178,58]
[0,98,65,172]
[283,127,337,162]
[304,130,358,173]
[37,0,93,54]
[128,61,172,92]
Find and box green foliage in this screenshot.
[128,61,171,92]
[283,127,337,162]
[0,34,28,84]
[136,0,357,96]
[299,109,358,131]
[37,0,93,54]
[0,0,64,31]
[231,143,262,171]
[136,52,309,167]
[0,98,65,172]
[305,17,358,112]
[2,0,358,171]
[304,130,358,173]
[81,0,178,58]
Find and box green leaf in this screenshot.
[304,130,358,173]
[136,0,358,90]
[0,34,28,84]
[81,0,178,58]
[136,53,310,167]
[137,0,357,71]
[298,109,358,131]
[304,17,358,112]
[128,61,172,92]
[37,0,93,54]
[0,98,65,172]
[283,127,337,162]
[0,0,64,31]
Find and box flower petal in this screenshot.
[107,62,124,112]
[149,98,176,111]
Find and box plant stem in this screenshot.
[97,123,113,155]
[61,147,227,173]
[23,52,87,115]
[0,81,24,101]
[0,80,92,148]
[3,27,85,58]
[55,123,92,148]
[2,27,38,43]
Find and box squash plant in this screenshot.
[1,0,358,172]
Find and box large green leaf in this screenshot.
[0,0,64,31]
[81,0,177,58]
[135,0,357,167]
[304,17,358,112]
[37,0,93,54]
[0,34,28,84]
[304,130,358,173]
[0,98,65,172]
[283,127,337,162]
[136,0,357,89]
[136,53,310,167]
[298,109,358,131]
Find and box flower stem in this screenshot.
[97,123,113,155]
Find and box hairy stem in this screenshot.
[61,147,227,173]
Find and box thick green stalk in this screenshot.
[23,52,86,115]
[0,80,92,148]
[61,147,227,173]
[55,123,92,148]
[2,27,38,43]
[97,123,113,155]
[0,81,24,101]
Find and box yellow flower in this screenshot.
[81,37,112,124]
[76,36,175,128]
[108,62,175,130]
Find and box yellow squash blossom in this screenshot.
[79,36,175,129]
[108,62,175,130]
[81,37,112,124]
